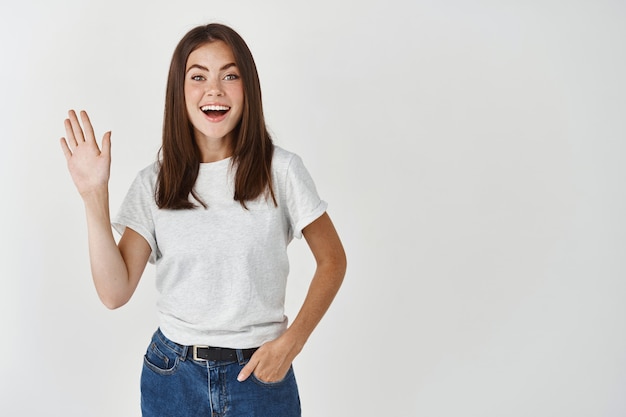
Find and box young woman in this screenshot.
[60,23,346,417]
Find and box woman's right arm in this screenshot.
[61,110,150,309]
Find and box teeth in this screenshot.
[201,105,230,111]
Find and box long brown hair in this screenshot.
[156,23,276,209]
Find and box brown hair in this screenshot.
[156,23,276,209]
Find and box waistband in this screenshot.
[154,328,258,362]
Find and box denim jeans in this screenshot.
[140,328,301,417]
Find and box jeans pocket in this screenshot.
[251,365,295,387]
[143,340,180,375]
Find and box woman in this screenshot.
[60,23,346,417]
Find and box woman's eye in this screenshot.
[224,74,239,81]
[191,75,205,81]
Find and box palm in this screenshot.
[60,110,112,196]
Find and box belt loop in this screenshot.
[236,349,246,365]
[181,345,189,361]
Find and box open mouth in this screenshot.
[201,104,230,117]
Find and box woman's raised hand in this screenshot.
[60,110,112,198]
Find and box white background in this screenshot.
[1,0,625,416]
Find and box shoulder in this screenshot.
[135,161,160,181]
[272,145,303,173]
[272,145,297,164]
[271,145,318,188]
[128,161,159,192]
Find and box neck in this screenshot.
[195,135,234,163]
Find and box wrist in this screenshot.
[81,186,111,217]
[281,327,308,354]
[80,185,109,201]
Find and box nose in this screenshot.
[205,78,224,96]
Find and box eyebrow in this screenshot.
[186,62,237,73]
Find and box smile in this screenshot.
[201,104,230,117]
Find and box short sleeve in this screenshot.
[285,154,328,239]
[111,165,160,263]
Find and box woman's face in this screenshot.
[184,41,244,148]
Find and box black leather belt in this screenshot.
[190,346,258,361]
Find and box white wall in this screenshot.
[1,0,625,416]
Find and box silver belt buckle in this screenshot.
[192,345,209,361]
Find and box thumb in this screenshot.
[101,131,112,157]
[237,357,258,382]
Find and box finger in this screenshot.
[237,357,258,382]
[80,110,97,145]
[64,118,78,149]
[68,109,85,143]
[59,137,72,161]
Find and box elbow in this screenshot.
[335,251,347,279]
[98,293,130,310]
[93,273,135,310]
[339,257,347,283]
[103,301,124,310]
[338,243,348,275]
[328,250,347,283]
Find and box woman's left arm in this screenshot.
[237,212,347,382]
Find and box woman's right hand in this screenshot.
[60,110,112,198]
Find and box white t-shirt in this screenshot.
[112,146,327,348]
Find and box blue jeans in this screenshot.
[141,328,301,417]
